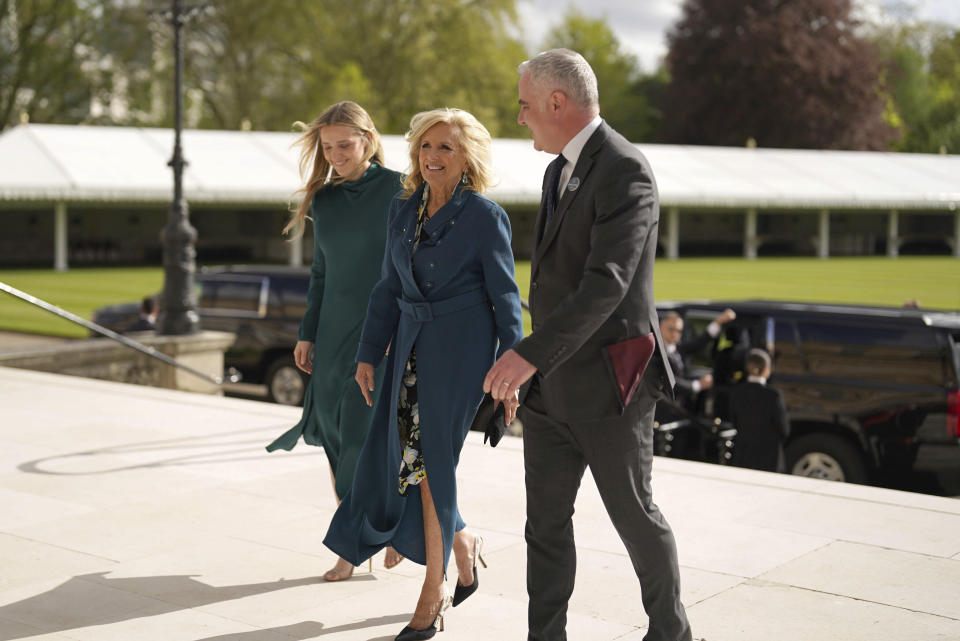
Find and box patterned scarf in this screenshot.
[412,183,430,251]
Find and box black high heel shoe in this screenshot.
[395,593,451,641]
[452,534,486,607]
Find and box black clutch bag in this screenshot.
[471,393,507,447]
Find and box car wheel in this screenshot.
[265,356,307,406]
[786,433,867,484]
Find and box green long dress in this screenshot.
[266,163,403,499]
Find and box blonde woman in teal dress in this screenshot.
[266,101,405,582]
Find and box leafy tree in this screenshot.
[874,22,960,153]
[305,0,526,136]
[872,23,936,151]
[1,0,529,136]
[0,0,96,131]
[143,0,528,135]
[634,67,670,143]
[541,9,662,142]
[182,0,316,130]
[925,28,960,153]
[661,0,896,150]
[84,1,166,126]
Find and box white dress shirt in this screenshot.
[556,115,603,198]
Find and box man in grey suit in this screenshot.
[484,49,692,641]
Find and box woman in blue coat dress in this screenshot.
[324,108,523,640]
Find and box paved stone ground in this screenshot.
[0,330,270,401]
[1,365,959,640]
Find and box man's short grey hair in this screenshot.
[518,48,599,109]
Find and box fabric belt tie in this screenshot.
[397,288,487,322]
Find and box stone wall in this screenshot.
[0,331,236,395]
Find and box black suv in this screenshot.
[654,300,960,495]
[92,266,310,405]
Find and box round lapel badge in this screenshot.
[567,177,580,192]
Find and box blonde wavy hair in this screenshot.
[401,108,495,198]
[284,101,385,238]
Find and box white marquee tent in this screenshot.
[1,123,958,268]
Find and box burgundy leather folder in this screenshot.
[604,332,656,407]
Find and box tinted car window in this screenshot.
[773,318,795,344]
[265,279,282,314]
[947,331,960,388]
[681,311,718,369]
[276,276,308,318]
[797,320,943,386]
[798,321,936,348]
[771,319,805,377]
[198,277,266,316]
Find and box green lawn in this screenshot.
[0,267,164,338]
[650,257,960,309]
[516,256,960,336]
[1,257,958,338]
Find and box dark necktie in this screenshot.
[542,154,567,228]
[668,349,685,379]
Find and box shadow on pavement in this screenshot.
[192,614,411,640]
[0,572,376,641]
[17,426,316,476]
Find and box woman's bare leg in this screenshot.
[407,478,447,629]
[452,528,477,587]
[324,464,356,581]
[325,462,401,576]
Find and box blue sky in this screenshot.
[518,0,960,72]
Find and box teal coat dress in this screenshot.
[266,163,403,499]
[323,184,523,570]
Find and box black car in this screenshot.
[92,265,310,405]
[654,300,960,495]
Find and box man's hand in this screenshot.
[355,362,376,406]
[294,340,314,374]
[504,389,520,424]
[715,308,736,326]
[698,373,714,391]
[484,349,537,403]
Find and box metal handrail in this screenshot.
[0,281,239,385]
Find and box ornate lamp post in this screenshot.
[157,0,203,335]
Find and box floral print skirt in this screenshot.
[397,348,425,496]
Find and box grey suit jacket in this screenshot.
[515,121,675,422]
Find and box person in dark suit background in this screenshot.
[484,48,692,641]
[716,348,790,473]
[123,296,157,333]
[659,308,735,410]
